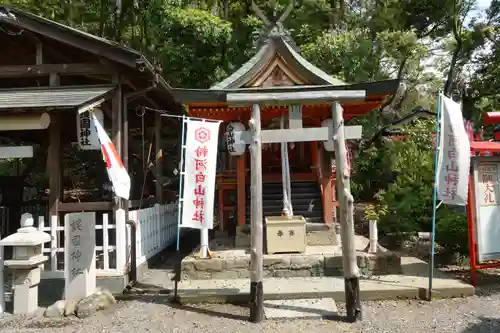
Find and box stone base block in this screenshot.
[181,249,402,280]
[306,228,337,246]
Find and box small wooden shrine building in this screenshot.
[173,10,400,231]
[0,6,182,295]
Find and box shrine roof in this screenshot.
[0,85,115,110]
[471,141,500,153]
[172,79,400,104]
[0,5,182,113]
[210,35,346,90]
[483,112,500,125]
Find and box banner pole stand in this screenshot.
[200,228,211,259]
[428,93,442,301]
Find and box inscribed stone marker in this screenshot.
[64,212,96,300]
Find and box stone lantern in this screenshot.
[0,213,51,314]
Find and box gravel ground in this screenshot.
[1,287,500,333]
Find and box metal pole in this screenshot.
[200,228,209,258]
[176,115,187,252]
[428,92,442,300]
[174,115,187,300]
[249,103,264,323]
[0,232,4,314]
[332,101,361,322]
[199,119,210,259]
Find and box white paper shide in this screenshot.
[437,94,471,205]
[181,120,221,229]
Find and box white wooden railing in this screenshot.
[34,202,179,279]
[127,203,179,267]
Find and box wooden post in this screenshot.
[237,154,246,225]
[35,42,43,65]
[123,98,129,170]
[155,112,164,203]
[0,230,4,314]
[112,77,126,274]
[249,103,264,323]
[332,101,361,322]
[48,73,61,272]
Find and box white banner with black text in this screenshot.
[437,94,471,205]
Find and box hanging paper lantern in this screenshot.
[77,108,103,150]
[225,122,246,156]
[321,118,334,151]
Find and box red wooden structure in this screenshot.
[467,114,500,286]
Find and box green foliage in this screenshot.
[435,209,469,255]
[0,1,497,262]
[357,120,436,236]
[154,6,232,88]
[363,192,388,222]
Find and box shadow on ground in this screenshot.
[119,294,349,323]
[461,316,500,332]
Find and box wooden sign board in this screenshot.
[472,156,500,262]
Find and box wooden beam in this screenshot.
[0,63,111,78]
[0,146,33,159]
[122,77,163,109]
[59,201,113,212]
[24,32,115,83]
[112,75,123,156]
[233,126,363,144]
[0,113,51,131]
[226,90,366,106]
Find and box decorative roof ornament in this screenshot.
[251,0,298,51]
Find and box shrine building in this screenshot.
[172,14,401,232]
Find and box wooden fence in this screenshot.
[29,202,179,279]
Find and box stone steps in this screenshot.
[246,181,325,224]
[181,247,402,280]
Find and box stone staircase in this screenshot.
[245,181,324,223]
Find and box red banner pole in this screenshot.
[467,172,477,286]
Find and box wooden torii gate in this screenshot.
[228,89,363,323]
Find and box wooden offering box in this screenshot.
[265,215,306,254]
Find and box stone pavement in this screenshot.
[174,256,474,303]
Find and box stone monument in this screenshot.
[0,213,51,314]
[64,212,96,300]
